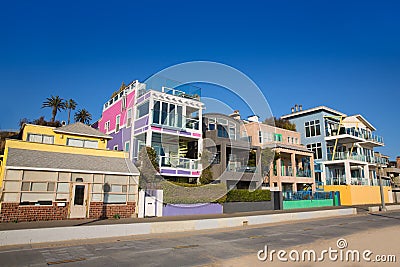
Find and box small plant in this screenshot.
[113,214,121,220]
[12,219,18,223]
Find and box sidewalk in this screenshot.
[0,206,351,231]
[0,207,357,247]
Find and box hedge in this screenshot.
[162,181,228,204]
[226,189,271,202]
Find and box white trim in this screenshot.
[53,129,112,140]
[281,106,346,119]
[126,108,132,128]
[115,115,121,133]
[113,145,119,151]
[5,166,139,176]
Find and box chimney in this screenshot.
[229,110,241,120]
[299,105,303,111]
[247,115,259,123]
[295,104,298,112]
[291,107,295,113]
[396,156,400,169]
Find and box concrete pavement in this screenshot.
[0,210,399,267]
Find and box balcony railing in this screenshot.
[326,177,346,185]
[326,127,384,144]
[296,168,312,178]
[152,111,200,131]
[159,156,199,170]
[350,177,369,185]
[328,152,366,162]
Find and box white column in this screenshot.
[363,164,370,185]
[345,161,351,185]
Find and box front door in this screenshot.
[70,183,88,218]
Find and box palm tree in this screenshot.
[74,109,92,124]
[42,95,65,122]
[64,99,77,124]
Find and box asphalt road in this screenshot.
[1,211,400,267]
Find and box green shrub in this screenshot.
[162,181,228,204]
[226,189,271,202]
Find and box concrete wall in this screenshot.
[283,199,334,210]
[163,203,223,216]
[223,201,274,213]
[324,185,393,205]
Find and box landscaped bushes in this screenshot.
[162,181,227,204]
[226,189,271,202]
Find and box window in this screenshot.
[21,182,55,192]
[124,141,130,152]
[295,138,298,144]
[259,131,263,143]
[229,127,236,140]
[121,95,127,110]
[113,145,118,151]
[27,134,54,144]
[287,137,291,144]
[116,115,121,133]
[305,120,321,138]
[217,125,229,138]
[127,109,132,128]
[208,118,216,130]
[274,134,282,142]
[307,142,322,159]
[105,121,110,132]
[67,138,98,149]
[153,101,161,124]
[104,184,127,204]
[137,101,149,119]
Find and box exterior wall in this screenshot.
[22,124,108,150]
[324,185,392,205]
[106,127,131,152]
[162,203,223,216]
[89,202,136,219]
[283,199,334,209]
[0,202,69,222]
[98,90,135,134]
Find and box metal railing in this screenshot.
[326,177,347,185]
[296,168,312,178]
[283,191,333,201]
[326,127,384,144]
[159,156,199,170]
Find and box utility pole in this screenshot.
[378,163,387,212]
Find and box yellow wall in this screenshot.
[22,124,108,150]
[324,185,392,205]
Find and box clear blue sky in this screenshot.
[0,0,399,159]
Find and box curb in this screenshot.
[0,208,357,247]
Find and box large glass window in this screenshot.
[137,101,149,119]
[305,120,321,137]
[307,142,322,159]
[153,101,160,124]
[27,133,54,144]
[127,108,132,127]
[161,102,168,124]
[217,125,229,138]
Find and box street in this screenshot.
[0,211,399,267]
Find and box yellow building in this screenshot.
[0,123,139,222]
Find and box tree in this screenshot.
[64,99,77,124]
[263,117,296,131]
[74,109,92,124]
[42,95,66,122]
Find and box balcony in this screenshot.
[326,177,346,185]
[350,177,369,185]
[327,152,367,162]
[159,156,199,170]
[296,168,312,178]
[325,127,384,146]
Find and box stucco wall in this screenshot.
[324,185,393,205]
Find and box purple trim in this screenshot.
[179,131,192,136]
[162,128,176,133]
[134,129,142,135]
[135,115,149,128]
[160,169,176,174]
[163,203,223,216]
[177,170,191,175]
[143,126,149,131]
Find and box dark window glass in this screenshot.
[153,101,160,124]
[74,185,85,206]
[161,103,168,124]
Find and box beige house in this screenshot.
[244,118,315,192]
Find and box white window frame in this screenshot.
[105,121,110,132]
[116,115,121,133]
[127,108,132,128]
[124,141,130,152]
[113,145,119,151]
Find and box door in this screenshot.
[144,195,156,217]
[70,183,88,218]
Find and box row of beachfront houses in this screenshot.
[0,78,397,222]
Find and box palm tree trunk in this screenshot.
[67,109,71,124]
[52,107,57,122]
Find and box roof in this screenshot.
[54,122,112,139]
[351,114,376,131]
[6,148,139,175]
[281,106,346,120]
[263,143,312,154]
